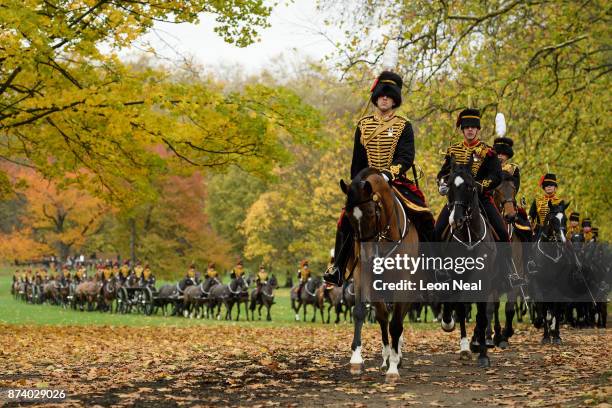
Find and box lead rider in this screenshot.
[324,71,434,287]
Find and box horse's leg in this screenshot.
[350,300,367,374]
[552,303,562,345]
[258,303,263,320]
[326,304,332,324]
[374,302,390,370]
[386,303,408,378]
[458,303,470,360]
[266,302,272,321]
[541,303,552,344]
[502,291,517,348]
[441,302,455,332]
[476,302,490,368]
[492,300,503,347]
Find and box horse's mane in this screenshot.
[354,167,380,181]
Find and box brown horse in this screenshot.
[340,168,420,378]
[75,278,102,311]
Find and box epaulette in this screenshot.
[502,162,519,174]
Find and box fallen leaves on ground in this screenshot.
[0,324,609,407]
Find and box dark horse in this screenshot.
[529,200,575,345]
[439,161,498,368]
[340,167,419,378]
[291,276,322,322]
[208,276,249,320]
[249,275,278,321]
[156,277,196,316]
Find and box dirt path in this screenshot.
[0,324,610,407]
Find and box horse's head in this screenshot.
[447,158,478,230]
[268,274,278,288]
[340,167,395,241]
[543,200,570,243]
[494,171,517,222]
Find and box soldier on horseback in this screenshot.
[254,264,268,300]
[229,259,245,279]
[324,70,435,286]
[206,263,218,279]
[493,136,532,242]
[186,263,197,285]
[579,218,594,243]
[528,173,563,238]
[567,212,582,242]
[119,260,130,284]
[435,109,509,244]
[297,259,310,299]
[141,263,155,287]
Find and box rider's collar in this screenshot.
[374,110,395,122]
[463,138,480,148]
[544,193,557,199]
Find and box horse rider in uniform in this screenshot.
[142,263,155,287]
[186,264,197,285]
[435,109,509,242]
[297,259,311,298]
[324,70,435,286]
[528,173,563,238]
[567,212,582,242]
[206,263,218,279]
[119,261,130,284]
[591,226,599,242]
[254,264,269,300]
[230,259,245,280]
[103,264,113,281]
[134,261,144,282]
[579,218,594,242]
[493,136,533,242]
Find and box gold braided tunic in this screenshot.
[529,194,562,227]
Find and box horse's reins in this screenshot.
[448,189,488,250]
[353,191,407,261]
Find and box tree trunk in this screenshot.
[129,218,137,267]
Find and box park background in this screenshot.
[0,0,609,278]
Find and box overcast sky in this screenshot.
[124,0,339,74]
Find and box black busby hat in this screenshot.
[539,173,557,189]
[371,71,402,108]
[581,218,591,228]
[456,108,481,129]
[569,212,580,222]
[493,137,514,158]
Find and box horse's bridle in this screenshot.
[351,193,405,243]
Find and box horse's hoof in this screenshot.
[552,337,562,346]
[385,372,400,382]
[498,340,509,350]
[486,338,495,348]
[441,317,455,332]
[459,350,471,361]
[477,356,491,368]
[541,336,551,345]
[350,363,364,375]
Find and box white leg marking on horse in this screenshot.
[295,313,300,321]
[460,337,470,352]
[350,346,363,365]
[381,344,391,368]
[386,349,400,376]
[551,316,556,331]
[398,336,404,360]
[441,316,455,332]
[449,208,456,227]
[454,175,464,187]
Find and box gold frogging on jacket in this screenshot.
[358,114,408,173]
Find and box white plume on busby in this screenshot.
[495,112,507,137]
[382,39,399,71]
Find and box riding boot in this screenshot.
[324,213,354,287]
